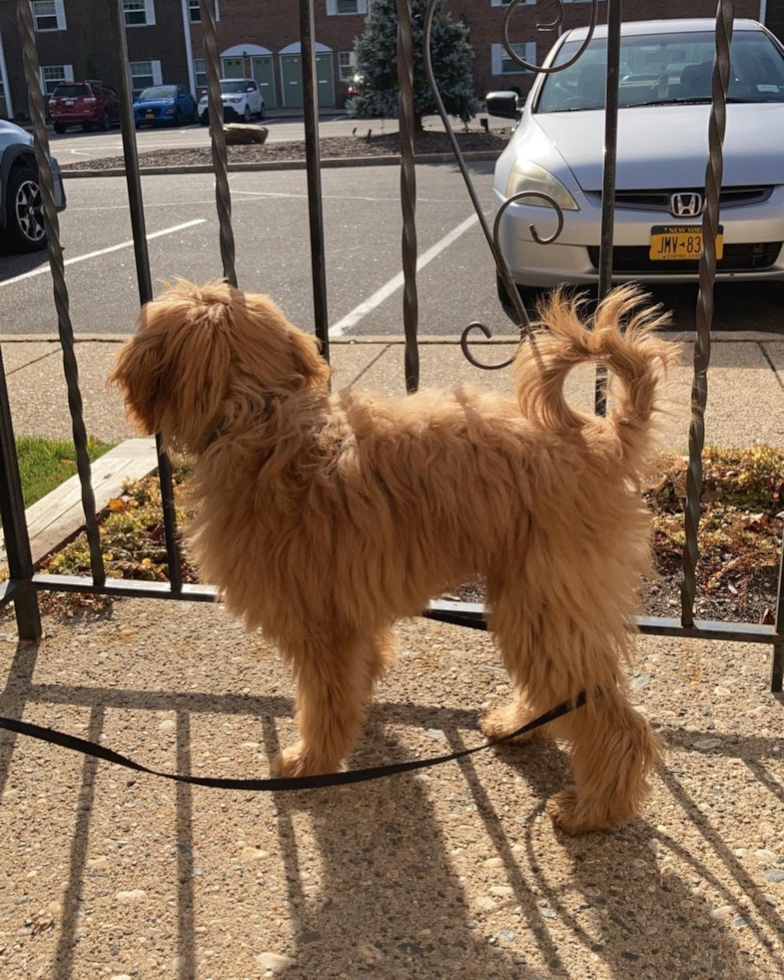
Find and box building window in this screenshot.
[193,58,208,88]
[124,0,156,27]
[189,0,219,22]
[327,0,368,15]
[338,51,357,83]
[40,64,73,95]
[492,42,536,75]
[32,0,67,32]
[130,60,162,95]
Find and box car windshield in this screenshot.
[138,86,177,100]
[220,80,249,94]
[536,30,784,113]
[52,84,89,98]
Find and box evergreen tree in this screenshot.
[348,0,479,131]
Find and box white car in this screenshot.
[488,18,784,302]
[198,79,265,125]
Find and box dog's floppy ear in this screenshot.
[288,328,330,389]
[110,280,233,453]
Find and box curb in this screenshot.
[0,438,158,568]
[60,150,502,179]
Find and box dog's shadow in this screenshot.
[262,717,529,978]
[460,731,775,978]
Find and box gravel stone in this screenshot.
[256,952,296,973]
[763,868,784,883]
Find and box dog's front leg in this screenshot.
[274,630,390,778]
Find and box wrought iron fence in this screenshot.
[0,0,781,697]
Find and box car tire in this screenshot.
[243,106,251,123]
[258,105,265,121]
[173,109,182,128]
[199,113,209,126]
[53,123,66,134]
[4,167,47,254]
[496,273,540,322]
[100,109,110,131]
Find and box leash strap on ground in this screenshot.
[0,691,586,792]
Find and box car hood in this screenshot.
[135,100,176,108]
[532,103,784,190]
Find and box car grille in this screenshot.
[587,242,782,275]
[586,187,773,212]
[141,107,162,118]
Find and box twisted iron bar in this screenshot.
[461,192,564,370]
[396,0,420,393]
[681,0,734,627]
[423,0,529,333]
[108,0,182,591]
[200,0,237,286]
[16,0,105,586]
[502,0,599,73]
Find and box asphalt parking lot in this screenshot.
[1,163,782,339]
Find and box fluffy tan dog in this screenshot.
[110,279,677,834]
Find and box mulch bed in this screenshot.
[35,448,783,627]
[61,130,510,172]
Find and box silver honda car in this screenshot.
[489,18,784,297]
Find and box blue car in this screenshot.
[133,84,198,128]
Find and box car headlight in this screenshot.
[228,97,243,104]
[505,159,579,211]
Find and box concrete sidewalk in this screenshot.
[2,333,782,448]
[0,602,782,979]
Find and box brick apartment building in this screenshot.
[0,0,777,121]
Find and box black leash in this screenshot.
[0,691,586,792]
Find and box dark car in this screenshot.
[48,80,119,134]
[133,84,198,128]
[0,120,66,253]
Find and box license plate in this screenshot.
[649,225,724,261]
[64,99,74,105]
[146,111,155,118]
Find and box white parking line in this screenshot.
[329,212,480,337]
[0,219,206,288]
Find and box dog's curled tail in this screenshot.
[514,285,678,461]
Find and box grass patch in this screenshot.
[36,447,784,621]
[15,436,113,511]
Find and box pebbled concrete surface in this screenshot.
[0,601,782,978]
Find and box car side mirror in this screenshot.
[485,91,520,120]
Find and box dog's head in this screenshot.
[109,279,329,453]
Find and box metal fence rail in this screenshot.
[0,0,781,696]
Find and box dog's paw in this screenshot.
[274,743,327,779]
[546,786,597,836]
[480,702,548,746]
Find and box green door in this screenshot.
[221,57,244,79]
[252,56,276,109]
[281,55,303,109]
[281,53,335,109]
[316,53,334,108]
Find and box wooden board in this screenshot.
[0,438,158,567]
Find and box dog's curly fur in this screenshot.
[110,279,678,834]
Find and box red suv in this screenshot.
[48,80,119,134]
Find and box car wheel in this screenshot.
[53,123,66,134]
[496,273,540,322]
[100,109,110,131]
[173,109,182,128]
[199,113,209,126]
[4,167,47,253]
[243,106,251,123]
[258,105,265,121]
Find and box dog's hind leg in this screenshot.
[274,628,393,778]
[488,605,659,833]
[480,692,553,745]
